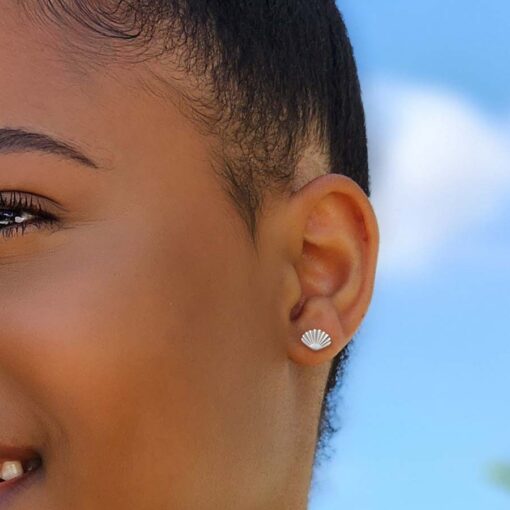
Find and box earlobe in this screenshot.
[288,294,348,366]
[284,174,379,367]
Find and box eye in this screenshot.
[0,191,59,240]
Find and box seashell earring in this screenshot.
[300,328,332,351]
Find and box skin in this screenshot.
[0,3,379,509]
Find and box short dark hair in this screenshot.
[20,0,370,464]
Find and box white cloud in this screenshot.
[363,79,510,279]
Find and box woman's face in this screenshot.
[0,4,379,509]
[0,7,301,509]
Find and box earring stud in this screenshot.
[300,328,332,351]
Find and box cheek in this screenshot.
[0,170,278,508]
[0,216,196,484]
[0,196,261,503]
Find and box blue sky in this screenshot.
[309,2,510,509]
[340,0,510,113]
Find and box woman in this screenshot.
[0,1,379,508]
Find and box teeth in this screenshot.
[1,460,24,481]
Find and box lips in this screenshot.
[0,443,42,484]
[0,444,42,505]
[0,444,40,466]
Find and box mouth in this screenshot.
[0,444,43,504]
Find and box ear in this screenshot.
[282,174,380,367]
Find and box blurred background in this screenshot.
[309,1,510,509]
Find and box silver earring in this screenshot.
[300,328,332,351]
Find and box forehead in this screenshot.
[1,4,150,108]
[0,2,206,170]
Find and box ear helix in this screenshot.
[300,328,332,351]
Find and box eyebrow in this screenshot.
[0,127,99,169]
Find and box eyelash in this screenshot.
[0,191,59,240]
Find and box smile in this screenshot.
[0,445,42,505]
